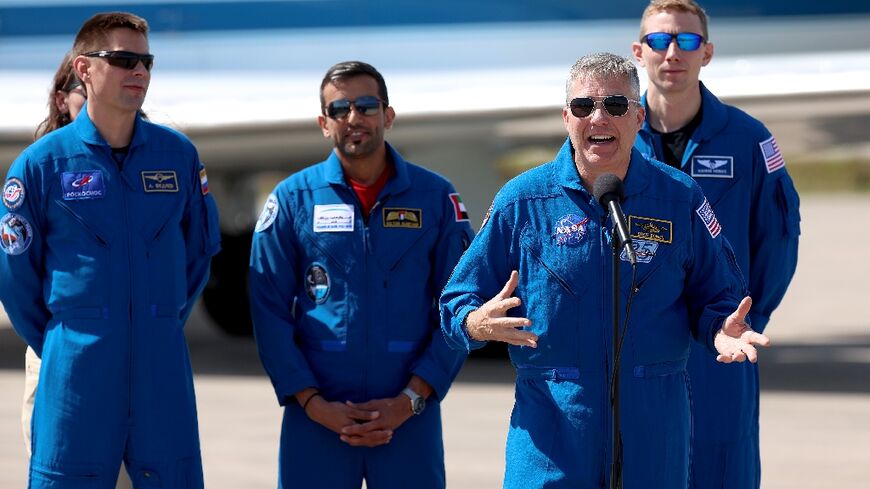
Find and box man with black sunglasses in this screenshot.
[632,2,801,488]
[441,52,770,489]
[0,12,220,489]
[249,60,474,489]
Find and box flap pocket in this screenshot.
[54,200,110,247]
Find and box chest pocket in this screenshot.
[519,222,590,299]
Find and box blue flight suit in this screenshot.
[440,141,747,489]
[634,82,801,489]
[248,143,473,489]
[0,109,221,489]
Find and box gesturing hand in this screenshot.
[714,296,771,363]
[465,270,537,347]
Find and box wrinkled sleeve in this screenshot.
[683,188,747,355]
[0,155,50,355]
[747,135,800,332]
[180,157,221,324]
[440,198,514,353]
[409,185,476,401]
[248,190,317,406]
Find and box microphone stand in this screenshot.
[610,227,623,489]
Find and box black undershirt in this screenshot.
[111,146,129,169]
[651,105,703,170]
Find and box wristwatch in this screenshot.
[402,387,426,415]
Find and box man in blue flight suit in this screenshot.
[440,53,772,489]
[631,2,801,487]
[0,12,220,489]
[248,61,474,489]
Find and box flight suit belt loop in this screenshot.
[632,358,687,378]
[515,366,580,381]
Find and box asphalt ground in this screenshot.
[0,193,868,488]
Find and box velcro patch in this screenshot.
[629,216,673,244]
[141,171,179,192]
[199,165,209,195]
[313,204,354,232]
[449,193,470,222]
[691,155,733,178]
[61,171,105,200]
[383,208,422,229]
[696,198,722,238]
[621,239,659,263]
[3,178,25,210]
[0,213,33,255]
[759,136,785,173]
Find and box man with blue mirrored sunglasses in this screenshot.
[632,2,801,489]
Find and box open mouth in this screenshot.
[588,135,615,144]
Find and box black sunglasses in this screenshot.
[83,51,155,71]
[568,95,638,118]
[324,96,384,119]
[643,32,705,51]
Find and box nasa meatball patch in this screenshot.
[553,214,589,246]
[3,178,25,210]
[305,263,331,304]
[0,213,34,255]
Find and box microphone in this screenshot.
[593,173,636,265]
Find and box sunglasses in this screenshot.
[324,96,384,119]
[643,32,705,51]
[568,95,638,118]
[83,51,155,71]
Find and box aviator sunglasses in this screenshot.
[568,95,638,118]
[324,95,385,119]
[83,50,155,71]
[643,32,705,51]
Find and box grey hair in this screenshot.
[565,52,640,103]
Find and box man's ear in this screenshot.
[702,41,714,67]
[72,56,89,84]
[317,114,330,138]
[383,106,396,130]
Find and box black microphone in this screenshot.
[593,173,636,265]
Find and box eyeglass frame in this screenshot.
[567,95,640,118]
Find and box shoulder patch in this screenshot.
[3,178,25,210]
[199,164,210,195]
[696,198,722,239]
[759,136,785,173]
[0,213,34,255]
[255,194,279,233]
[448,193,470,222]
[383,208,422,229]
[690,156,733,178]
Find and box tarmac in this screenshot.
[0,193,868,488]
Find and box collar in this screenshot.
[324,142,410,196]
[73,103,148,149]
[640,81,728,143]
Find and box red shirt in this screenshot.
[348,164,394,217]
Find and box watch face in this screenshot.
[411,396,426,415]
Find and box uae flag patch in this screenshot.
[449,193,470,222]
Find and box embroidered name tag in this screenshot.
[61,171,105,200]
[383,208,422,229]
[141,171,179,192]
[629,215,673,244]
[313,204,354,232]
[691,156,733,178]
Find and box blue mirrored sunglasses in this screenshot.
[643,32,705,51]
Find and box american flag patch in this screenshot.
[759,136,785,173]
[199,166,209,195]
[696,198,721,239]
